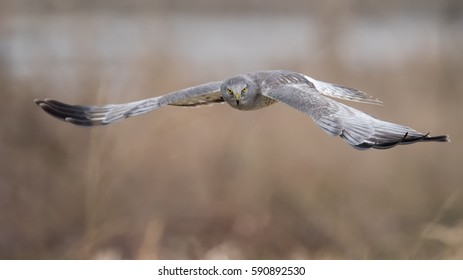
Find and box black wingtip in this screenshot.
[423,134,450,143]
[352,132,450,150]
[34,98,103,126]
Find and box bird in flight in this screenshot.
[35,70,449,150]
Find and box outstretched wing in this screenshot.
[34,81,223,126]
[262,80,449,150]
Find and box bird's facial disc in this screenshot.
[226,84,247,105]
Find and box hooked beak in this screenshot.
[234,93,241,106]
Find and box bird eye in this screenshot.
[227,88,233,95]
[242,87,247,94]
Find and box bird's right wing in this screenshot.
[34,81,223,126]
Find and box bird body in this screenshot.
[35,70,449,150]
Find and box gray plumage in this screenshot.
[34,70,449,150]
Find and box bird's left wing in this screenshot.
[304,75,383,105]
[262,80,448,150]
[34,81,224,126]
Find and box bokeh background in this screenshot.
[1,0,462,259]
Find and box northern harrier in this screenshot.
[35,70,449,150]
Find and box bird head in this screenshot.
[221,75,256,110]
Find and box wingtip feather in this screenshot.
[351,132,450,150]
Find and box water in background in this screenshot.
[3,11,462,92]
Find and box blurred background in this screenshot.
[1,0,462,259]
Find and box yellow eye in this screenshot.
[241,87,247,94]
[227,88,233,95]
